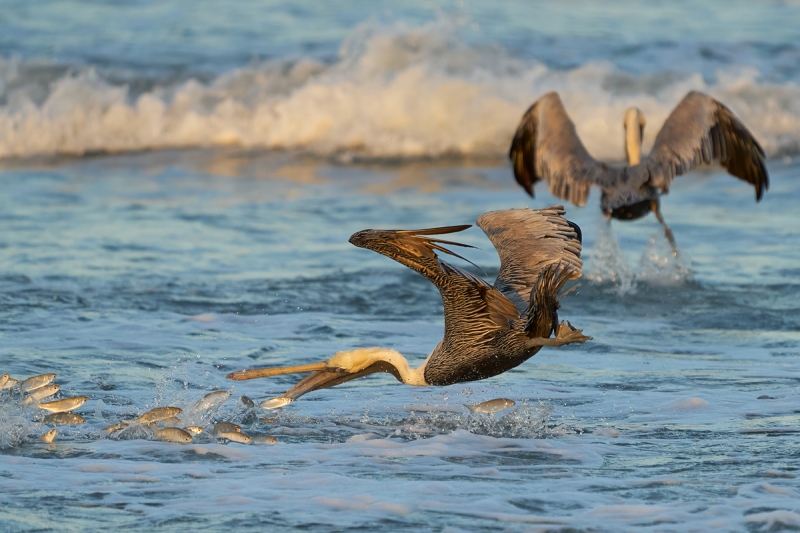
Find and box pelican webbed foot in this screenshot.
[526,321,592,347]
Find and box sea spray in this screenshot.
[1,22,800,161]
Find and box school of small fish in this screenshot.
[1,372,279,448]
[2,369,517,449]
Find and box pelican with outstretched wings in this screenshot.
[509,91,768,250]
[227,207,590,409]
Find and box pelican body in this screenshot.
[228,207,590,407]
[509,91,769,249]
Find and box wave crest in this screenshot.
[1,20,799,160]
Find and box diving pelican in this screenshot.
[227,206,590,408]
[509,91,769,250]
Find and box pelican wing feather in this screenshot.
[509,92,620,206]
[644,91,768,200]
[477,206,582,312]
[348,226,520,330]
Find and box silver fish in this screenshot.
[213,422,242,435]
[259,417,277,424]
[103,422,128,434]
[218,431,251,444]
[261,397,292,410]
[155,427,193,443]
[43,413,86,425]
[39,429,57,443]
[195,391,231,411]
[252,434,277,445]
[1,377,18,390]
[0,373,8,389]
[38,396,89,413]
[134,407,182,424]
[465,398,516,414]
[184,426,204,436]
[20,373,57,393]
[23,384,60,404]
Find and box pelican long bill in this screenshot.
[226,362,328,381]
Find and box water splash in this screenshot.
[0,391,38,448]
[399,401,558,439]
[318,401,560,441]
[637,230,693,286]
[585,219,693,294]
[585,217,636,294]
[4,366,561,448]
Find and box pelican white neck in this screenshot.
[623,107,646,165]
[327,347,429,386]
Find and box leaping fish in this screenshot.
[195,390,231,411]
[218,431,251,444]
[37,396,88,413]
[465,398,516,414]
[23,384,61,405]
[103,422,129,434]
[39,429,57,443]
[252,435,277,445]
[155,427,193,443]
[261,397,293,410]
[20,373,57,393]
[134,407,182,424]
[43,413,86,425]
[213,422,242,435]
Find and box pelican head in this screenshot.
[623,107,646,165]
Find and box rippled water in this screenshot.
[2,1,800,531]
[2,154,799,531]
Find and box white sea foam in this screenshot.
[1,20,799,161]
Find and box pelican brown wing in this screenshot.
[477,206,582,311]
[644,91,768,200]
[348,226,520,330]
[509,92,618,206]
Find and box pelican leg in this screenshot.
[526,321,591,347]
[650,200,677,255]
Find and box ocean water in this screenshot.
[2,1,800,531]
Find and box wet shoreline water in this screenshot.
[2,152,799,531]
[3,1,800,529]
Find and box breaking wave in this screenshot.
[1,19,799,161]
